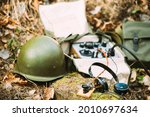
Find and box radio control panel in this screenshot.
[70,39,130,84]
[71,41,120,59]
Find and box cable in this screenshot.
[96,48,109,78]
[105,48,118,75]
[95,30,112,41]
[111,44,150,77]
[109,57,118,75]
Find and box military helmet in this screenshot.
[14,35,66,82]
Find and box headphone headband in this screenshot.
[88,62,119,82]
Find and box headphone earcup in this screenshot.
[94,77,109,93]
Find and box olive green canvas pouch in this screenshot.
[123,21,150,63]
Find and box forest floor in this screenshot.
[0,0,150,100]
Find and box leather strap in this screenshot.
[133,32,139,51]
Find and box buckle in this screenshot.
[133,33,139,51]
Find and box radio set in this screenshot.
[70,35,131,84]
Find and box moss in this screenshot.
[91,92,121,100]
[52,72,93,100]
[52,72,120,100]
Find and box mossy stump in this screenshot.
[52,72,121,100]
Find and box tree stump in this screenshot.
[52,72,121,100]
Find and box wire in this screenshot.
[96,48,109,78]
[95,48,118,83]
[110,57,118,75]
[104,47,118,75]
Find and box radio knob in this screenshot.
[84,49,90,54]
[85,42,94,49]
[101,42,107,47]
[94,43,99,48]
[79,42,85,48]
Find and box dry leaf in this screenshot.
[9,64,14,69]
[130,69,137,82]
[6,24,17,30]
[43,87,55,100]
[3,73,28,89]
[33,0,39,11]
[143,75,150,86]
[2,38,8,43]
[3,73,19,89]
[0,49,10,59]
[8,17,19,25]
[33,94,41,100]
[93,17,102,28]
[28,89,36,96]
[4,4,11,11]
[101,21,114,31]
[90,6,101,15]
[17,2,26,17]
[0,16,9,26]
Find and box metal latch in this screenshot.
[133,33,139,52]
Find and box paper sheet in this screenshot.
[39,0,89,37]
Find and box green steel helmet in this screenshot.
[14,35,66,82]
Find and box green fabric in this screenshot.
[123,21,150,62]
[123,21,150,39]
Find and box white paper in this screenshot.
[39,0,89,37]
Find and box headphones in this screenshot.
[88,62,129,95]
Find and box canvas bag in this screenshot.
[122,21,150,63]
